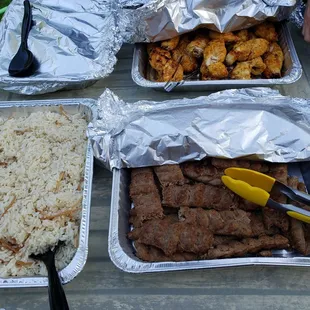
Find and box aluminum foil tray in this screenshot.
[109,163,310,273]
[0,98,95,287]
[131,22,302,91]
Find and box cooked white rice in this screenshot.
[0,109,87,277]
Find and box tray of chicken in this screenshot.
[131,22,302,91]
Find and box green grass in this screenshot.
[0,0,12,21]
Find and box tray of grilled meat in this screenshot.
[109,158,310,273]
[131,22,302,91]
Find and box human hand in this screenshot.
[303,1,310,42]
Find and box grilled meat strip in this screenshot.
[162,183,237,210]
[204,235,289,259]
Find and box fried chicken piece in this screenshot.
[209,31,240,43]
[172,35,198,73]
[248,32,257,40]
[230,57,266,79]
[153,165,185,187]
[211,158,269,172]
[128,216,214,256]
[249,57,266,75]
[203,39,227,66]
[263,42,284,79]
[180,161,223,186]
[161,36,180,51]
[230,61,251,80]
[186,34,209,58]
[204,235,289,259]
[235,29,249,42]
[147,43,159,55]
[201,62,229,80]
[162,183,237,210]
[148,47,171,71]
[254,22,278,42]
[160,59,184,82]
[134,242,197,262]
[226,39,269,65]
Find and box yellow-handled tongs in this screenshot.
[222,168,310,224]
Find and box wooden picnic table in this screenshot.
[1,23,310,310]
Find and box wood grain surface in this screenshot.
[1,23,310,310]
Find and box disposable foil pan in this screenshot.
[0,98,95,287]
[131,22,302,91]
[109,164,310,273]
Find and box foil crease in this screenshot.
[289,0,306,29]
[120,0,297,42]
[0,0,122,95]
[88,88,310,170]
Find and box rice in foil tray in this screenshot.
[0,109,87,277]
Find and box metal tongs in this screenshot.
[222,168,310,224]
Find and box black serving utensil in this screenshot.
[8,0,37,77]
[30,242,69,310]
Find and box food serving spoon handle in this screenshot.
[31,244,69,310]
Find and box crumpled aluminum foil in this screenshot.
[0,0,122,95]
[87,87,310,170]
[289,0,306,29]
[120,0,297,42]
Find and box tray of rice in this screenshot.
[0,99,95,287]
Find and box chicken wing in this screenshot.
[226,38,269,65]
[201,62,228,80]
[249,56,266,75]
[230,62,251,79]
[231,56,266,79]
[235,29,249,42]
[148,47,171,71]
[203,39,227,66]
[254,22,278,42]
[161,36,180,51]
[160,59,184,82]
[186,34,209,58]
[209,30,240,43]
[172,35,198,73]
[263,42,284,78]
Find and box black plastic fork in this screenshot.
[30,242,69,310]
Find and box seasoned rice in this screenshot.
[0,109,87,277]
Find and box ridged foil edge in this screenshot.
[119,0,297,43]
[0,98,96,288]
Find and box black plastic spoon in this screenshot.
[31,242,69,310]
[8,0,36,77]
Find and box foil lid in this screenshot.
[88,87,310,170]
[0,0,123,95]
[289,0,306,29]
[120,0,297,42]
